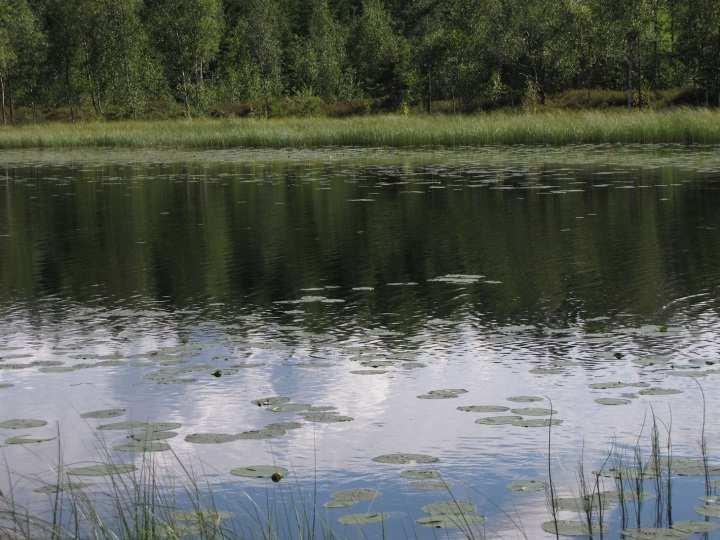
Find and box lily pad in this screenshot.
[0,383,13,390]
[130,430,178,441]
[542,520,607,537]
[338,512,389,525]
[97,421,181,431]
[268,403,311,413]
[475,415,523,426]
[5,435,56,445]
[373,453,439,465]
[80,408,126,419]
[299,412,353,423]
[407,480,448,491]
[672,520,718,534]
[185,433,241,444]
[695,504,720,517]
[417,389,468,400]
[595,398,632,406]
[400,470,441,480]
[252,396,291,407]
[422,501,476,515]
[507,479,546,492]
[621,528,688,539]
[34,482,91,495]
[325,488,380,508]
[351,370,388,375]
[265,421,303,431]
[457,405,510,413]
[67,464,137,476]
[417,514,485,529]
[0,419,48,429]
[507,395,544,403]
[509,407,556,416]
[529,367,564,375]
[230,465,288,479]
[113,440,172,453]
[512,418,563,428]
[638,387,683,396]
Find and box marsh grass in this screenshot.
[2,109,720,150]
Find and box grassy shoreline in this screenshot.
[1,109,720,150]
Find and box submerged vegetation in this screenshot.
[3,109,720,149]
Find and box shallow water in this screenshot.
[1,146,720,538]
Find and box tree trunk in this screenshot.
[0,76,5,125]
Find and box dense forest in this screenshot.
[0,0,720,122]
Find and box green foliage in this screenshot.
[3,0,720,121]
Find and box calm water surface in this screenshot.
[1,146,720,538]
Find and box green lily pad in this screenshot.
[457,405,510,413]
[98,421,181,431]
[252,396,291,407]
[513,418,563,428]
[638,387,683,396]
[230,465,288,479]
[672,520,718,534]
[595,398,632,406]
[542,520,607,536]
[507,479,546,492]
[553,491,619,512]
[185,433,241,444]
[400,470,441,480]
[621,528,688,539]
[80,408,126,419]
[421,501,476,515]
[129,430,178,441]
[34,482,91,495]
[417,389,468,400]
[265,421,303,431]
[0,383,13,390]
[509,407,556,416]
[475,415,523,426]
[373,453,439,465]
[671,458,720,476]
[5,435,56,445]
[507,396,544,403]
[351,370,388,375]
[325,488,380,508]
[67,464,137,476]
[529,367,564,375]
[695,504,720,517]
[171,510,232,525]
[113,440,171,453]
[299,412,353,423]
[407,480,449,491]
[268,403,311,413]
[0,419,48,429]
[417,514,485,529]
[338,512,389,525]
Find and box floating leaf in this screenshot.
[407,480,448,491]
[512,418,563,428]
[130,431,178,441]
[299,412,353,423]
[81,409,126,419]
[638,387,683,396]
[268,403,311,413]
[338,512,389,525]
[252,397,291,407]
[422,501,475,515]
[400,470,441,480]
[373,453,439,465]
[34,482,90,495]
[507,396,544,403]
[0,419,47,429]
[67,464,137,476]
[5,435,56,445]
[595,398,632,406]
[417,389,468,400]
[325,488,380,508]
[507,480,546,492]
[457,405,510,413]
[351,370,388,375]
[417,514,485,529]
[230,465,288,479]
[113,440,171,453]
[475,416,523,426]
[672,520,718,534]
[695,504,720,517]
[509,407,556,416]
[0,383,13,390]
[621,528,688,539]
[185,433,241,444]
[98,421,181,431]
[542,520,606,537]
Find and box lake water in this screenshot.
[1,146,720,539]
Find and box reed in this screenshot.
[2,109,720,150]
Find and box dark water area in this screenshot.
[1,146,720,538]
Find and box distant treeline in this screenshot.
[1,0,719,122]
